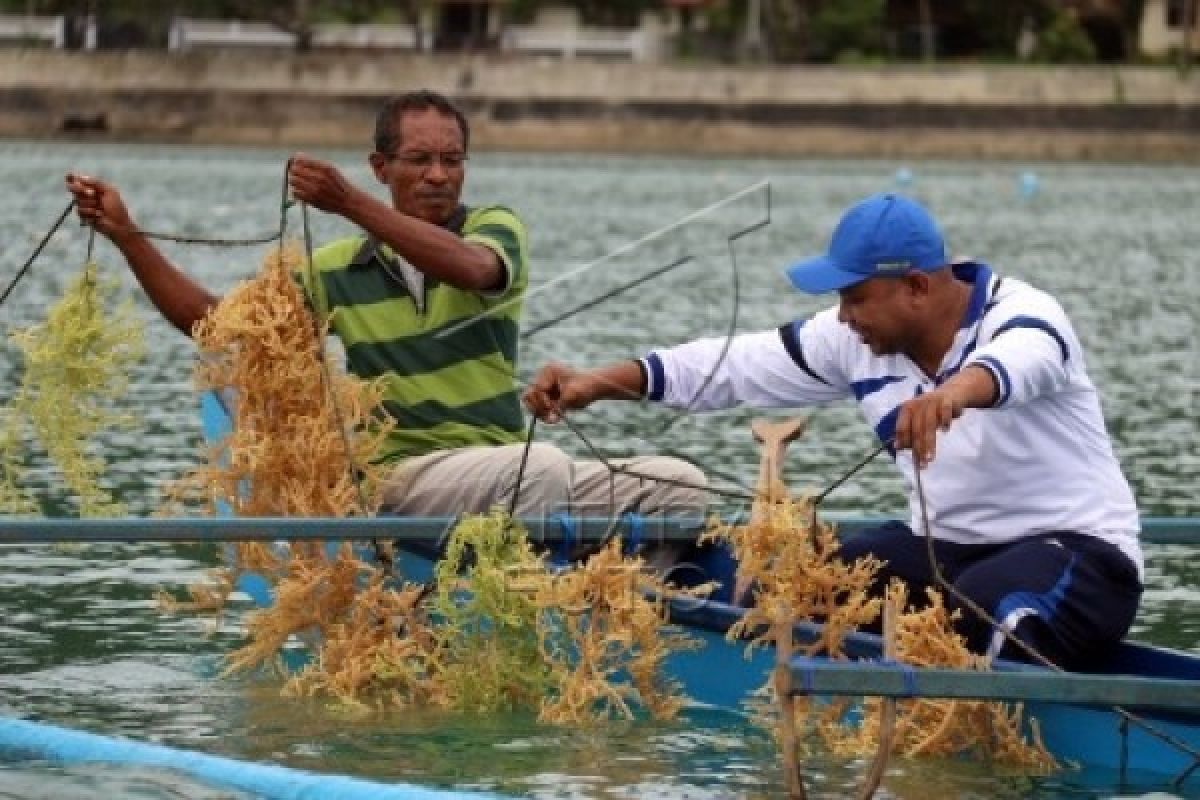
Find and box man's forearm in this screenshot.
[343,192,500,290]
[584,360,648,404]
[113,233,218,336]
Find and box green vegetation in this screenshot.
[0,0,1162,64]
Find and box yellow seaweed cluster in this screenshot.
[162,242,395,638]
[709,493,1057,777]
[177,242,392,520]
[824,583,1058,773]
[707,494,883,658]
[0,261,144,516]
[431,511,554,712]
[537,537,709,724]
[223,510,701,723]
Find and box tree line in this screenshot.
[0,0,1169,64]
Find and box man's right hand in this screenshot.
[65,173,135,242]
[523,362,599,424]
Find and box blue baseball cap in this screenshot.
[785,193,947,294]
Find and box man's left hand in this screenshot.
[895,387,965,469]
[894,365,999,469]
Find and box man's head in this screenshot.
[786,193,953,356]
[369,90,470,226]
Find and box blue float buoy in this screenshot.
[1019,170,1040,199]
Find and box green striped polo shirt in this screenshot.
[299,205,529,462]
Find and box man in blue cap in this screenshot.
[523,192,1143,669]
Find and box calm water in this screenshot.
[0,141,1198,799]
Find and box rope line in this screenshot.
[105,228,282,247]
[557,412,755,503]
[298,199,387,570]
[0,200,75,308]
[506,416,539,519]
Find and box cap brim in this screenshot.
[785,255,868,294]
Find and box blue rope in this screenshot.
[622,512,645,555]
[0,717,507,800]
[554,513,577,562]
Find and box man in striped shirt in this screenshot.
[66,90,704,525]
[525,193,1142,668]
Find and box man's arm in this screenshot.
[525,326,849,423]
[287,155,503,291]
[65,173,218,336]
[524,360,645,424]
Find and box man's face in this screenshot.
[369,108,466,225]
[836,276,914,356]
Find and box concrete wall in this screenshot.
[2,50,1199,160]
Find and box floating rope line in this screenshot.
[910,462,1200,781]
[0,200,75,308]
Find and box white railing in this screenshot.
[312,23,418,49]
[168,18,295,50]
[503,24,652,60]
[169,18,420,51]
[0,14,66,48]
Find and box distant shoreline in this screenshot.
[2,50,1198,162]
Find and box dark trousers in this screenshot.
[837,522,1143,670]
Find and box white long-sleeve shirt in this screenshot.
[640,262,1143,578]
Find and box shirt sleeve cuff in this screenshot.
[969,356,1011,407]
[641,353,666,402]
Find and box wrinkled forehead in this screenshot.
[394,108,465,152]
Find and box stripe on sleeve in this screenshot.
[993,315,1070,362]
[777,322,831,386]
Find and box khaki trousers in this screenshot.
[379,443,707,521]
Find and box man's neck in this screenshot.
[908,277,972,378]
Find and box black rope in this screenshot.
[506,416,539,519]
[0,200,75,308]
[77,161,292,249]
[910,459,1200,768]
[116,229,281,247]
[522,256,693,339]
[556,412,754,502]
[813,439,892,506]
[297,201,388,571]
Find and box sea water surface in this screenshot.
[0,141,1198,799]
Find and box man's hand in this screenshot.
[894,366,998,469]
[64,173,135,242]
[523,362,601,423]
[287,154,361,216]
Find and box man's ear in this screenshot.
[368,152,388,184]
[904,271,932,300]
